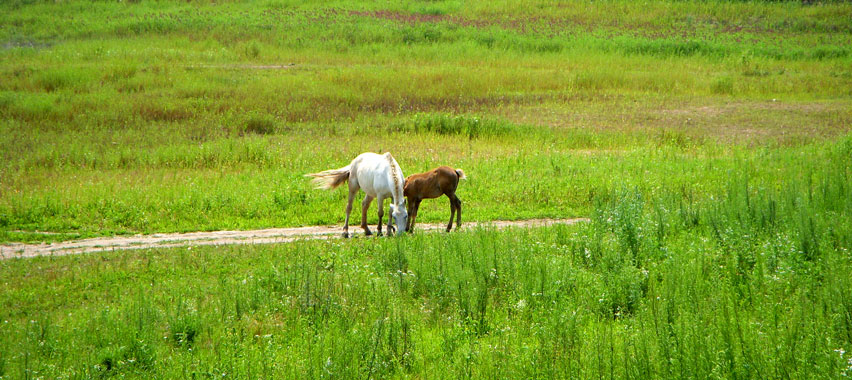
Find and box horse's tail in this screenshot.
[455,169,467,180]
[306,165,351,190]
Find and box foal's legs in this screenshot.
[452,194,462,230]
[343,186,358,238]
[446,193,462,232]
[409,199,421,232]
[360,195,375,236]
[446,195,456,232]
[406,199,415,232]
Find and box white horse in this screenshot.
[307,152,408,238]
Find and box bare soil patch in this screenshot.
[658,101,852,142]
[1,218,588,259]
[504,100,851,144]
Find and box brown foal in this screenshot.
[403,166,467,232]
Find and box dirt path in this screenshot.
[1,218,588,259]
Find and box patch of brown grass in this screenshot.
[499,99,852,145]
[134,101,193,122]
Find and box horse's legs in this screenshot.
[446,194,456,232]
[376,196,385,236]
[410,199,421,232]
[406,198,415,232]
[445,193,462,232]
[387,202,395,236]
[360,195,374,236]
[452,194,462,230]
[343,187,358,238]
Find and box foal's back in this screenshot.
[405,166,460,199]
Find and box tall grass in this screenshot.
[1,156,850,377]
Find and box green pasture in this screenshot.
[1,0,851,241]
[2,162,851,377]
[1,0,852,378]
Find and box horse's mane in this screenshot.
[385,153,403,202]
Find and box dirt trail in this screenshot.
[1,218,588,259]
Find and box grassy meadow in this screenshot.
[1,0,852,378]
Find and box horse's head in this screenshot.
[390,202,408,235]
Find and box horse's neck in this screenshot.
[384,155,404,204]
[389,169,404,205]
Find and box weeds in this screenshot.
[405,113,528,139]
[243,112,277,135]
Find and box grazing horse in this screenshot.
[403,166,466,232]
[306,152,408,238]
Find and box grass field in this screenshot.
[1,0,851,378]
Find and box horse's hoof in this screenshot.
[342,232,350,238]
[377,231,383,237]
[364,230,372,236]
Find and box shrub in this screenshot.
[406,113,523,138]
[244,112,277,135]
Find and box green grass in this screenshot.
[1,0,852,377]
[1,160,850,378]
[1,2,851,242]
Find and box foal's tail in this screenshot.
[306,165,351,190]
[455,169,467,180]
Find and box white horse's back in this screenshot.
[350,152,403,199]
